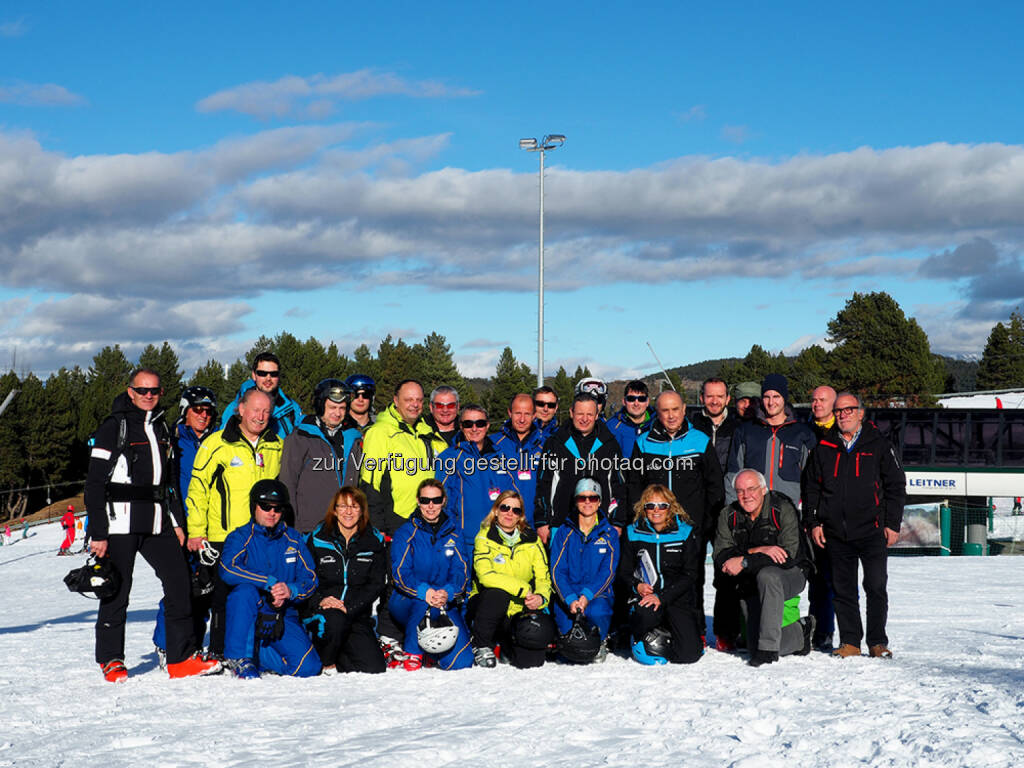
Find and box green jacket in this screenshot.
[359,403,447,534]
[186,416,282,543]
[471,523,552,618]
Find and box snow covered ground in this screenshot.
[2,522,1022,768]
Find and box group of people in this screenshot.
[82,352,906,682]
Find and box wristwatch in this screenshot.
[740,557,749,570]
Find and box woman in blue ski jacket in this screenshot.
[389,478,473,670]
[303,486,388,674]
[549,478,620,648]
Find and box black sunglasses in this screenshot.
[461,419,488,428]
[191,406,215,415]
[418,496,444,505]
[254,369,280,378]
[624,394,648,403]
[533,400,557,409]
[498,503,523,513]
[257,501,283,512]
[576,494,600,503]
[352,391,372,399]
[130,386,161,396]
[833,406,859,416]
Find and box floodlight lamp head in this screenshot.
[519,138,538,150]
[542,134,566,147]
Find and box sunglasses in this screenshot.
[576,494,600,503]
[254,369,280,378]
[498,503,523,514]
[833,406,859,417]
[432,402,458,410]
[191,406,214,415]
[461,419,488,429]
[644,502,670,511]
[624,394,648,403]
[130,386,162,396]
[418,496,444,505]
[257,502,283,513]
[352,391,372,399]
[534,400,557,409]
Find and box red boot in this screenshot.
[100,660,128,683]
[167,652,223,679]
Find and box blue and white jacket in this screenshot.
[607,407,654,460]
[391,511,469,604]
[220,519,318,614]
[617,515,702,607]
[491,420,546,526]
[438,438,517,554]
[549,511,620,608]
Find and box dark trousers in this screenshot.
[467,589,549,669]
[630,597,703,664]
[828,533,889,648]
[712,571,743,643]
[808,542,835,642]
[96,532,195,666]
[306,610,386,674]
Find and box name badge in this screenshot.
[488,487,500,501]
[518,470,532,481]
[255,452,265,468]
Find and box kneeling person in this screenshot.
[469,491,555,669]
[549,478,620,662]
[304,486,387,674]
[389,479,473,671]
[220,480,321,679]
[618,484,703,665]
[713,469,814,667]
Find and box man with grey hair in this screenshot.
[424,385,461,447]
[713,468,814,667]
[804,391,905,659]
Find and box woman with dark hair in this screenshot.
[303,486,387,674]
[468,490,555,668]
[618,483,703,665]
[388,478,473,670]
[549,478,620,662]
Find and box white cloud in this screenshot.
[6,133,1024,367]
[0,81,84,106]
[196,70,480,120]
[679,105,707,123]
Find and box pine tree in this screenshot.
[488,348,534,416]
[825,291,943,405]
[225,359,251,403]
[418,332,468,403]
[83,345,133,437]
[977,312,1024,389]
[138,342,184,421]
[550,366,574,423]
[376,336,425,413]
[0,371,26,498]
[789,345,829,402]
[189,359,229,410]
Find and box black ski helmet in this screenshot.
[558,612,602,663]
[511,610,556,651]
[177,385,218,426]
[64,555,121,600]
[344,374,376,400]
[643,627,672,658]
[249,479,291,517]
[313,378,351,417]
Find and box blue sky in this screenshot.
[2,1,1023,381]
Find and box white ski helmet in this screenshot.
[574,377,607,407]
[417,608,459,655]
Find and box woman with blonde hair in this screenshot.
[617,484,703,664]
[303,486,387,674]
[468,490,555,668]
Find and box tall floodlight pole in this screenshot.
[519,134,566,388]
